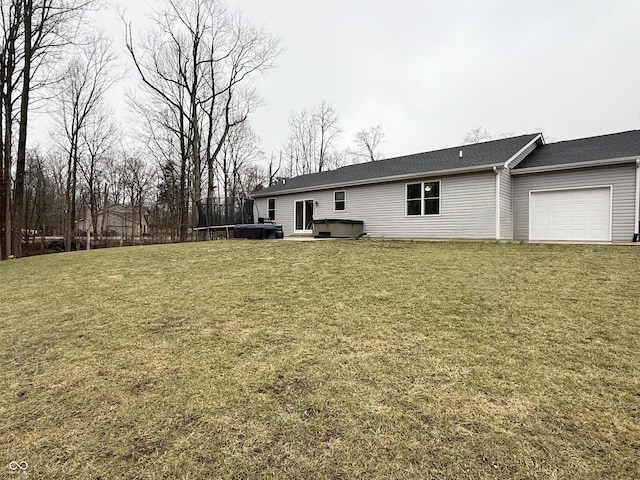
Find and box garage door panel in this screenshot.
[589,205,609,216]
[570,203,586,214]
[530,187,611,241]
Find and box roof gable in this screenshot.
[515,130,640,169]
[255,133,540,197]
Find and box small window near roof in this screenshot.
[268,198,276,220]
[334,190,346,211]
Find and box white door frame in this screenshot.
[294,198,314,233]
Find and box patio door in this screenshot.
[295,199,314,232]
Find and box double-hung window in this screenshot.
[268,198,276,221]
[334,190,346,211]
[406,181,440,216]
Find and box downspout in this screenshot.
[493,166,501,240]
[634,159,640,242]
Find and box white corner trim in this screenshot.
[635,159,640,235]
[493,167,501,240]
[503,134,543,169]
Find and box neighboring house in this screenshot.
[252,130,640,242]
[77,204,155,238]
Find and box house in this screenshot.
[77,204,155,238]
[251,130,640,242]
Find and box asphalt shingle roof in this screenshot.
[254,133,540,197]
[514,130,640,169]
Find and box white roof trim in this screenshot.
[511,156,638,175]
[503,134,543,169]
[252,163,502,198]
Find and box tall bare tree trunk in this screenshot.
[99,183,108,240]
[1,2,18,259]
[138,188,143,244]
[64,140,76,251]
[12,0,33,258]
[2,105,11,257]
[191,116,201,228]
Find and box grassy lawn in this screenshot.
[1,240,639,479]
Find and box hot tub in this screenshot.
[311,219,364,238]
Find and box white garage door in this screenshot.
[529,187,611,241]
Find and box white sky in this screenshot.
[32,0,640,163]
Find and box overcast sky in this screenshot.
[37,0,640,163]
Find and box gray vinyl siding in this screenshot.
[255,192,332,236]
[500,140,539,239]
[254,195,318,236]
[254,197,270,223]
[512,163,636,242]
[499,168,512,240]
[257,171,497,239]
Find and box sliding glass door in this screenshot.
[295,199,314,232]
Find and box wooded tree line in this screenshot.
[1,0,282,258]
[125,0,281,242]
[1,0,96,258]
[1,0,389,259]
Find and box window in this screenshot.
[406,181,440,216]
[334,190,346,211]
[268,198,276,221]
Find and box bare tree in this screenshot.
[463,126,492,144]
[1,0,97,258]
[352,125,384,162]
[42,149,67,236]
[240,163,266,194]
[154,153,180,242]
[124,153,154,245]
[267,151,281,186]
[80,105,118,240]
[285,107,313,176]
[125,0,279,240]
[50,34,119,251]
[314,100,341,172]
[1,0,22,258]
[284,100,342,175]
[217,122,262,197]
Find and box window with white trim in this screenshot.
[406,181,440,216]
[334,190,346,211]
[267,198,276,221]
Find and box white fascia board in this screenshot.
[510,156,639,175]
[503,134,544,169]
[251,164,502,198]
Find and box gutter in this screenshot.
[511,156,638,175]
[493,166,501,240]
[252,163,503,198]
[634,159,640,242]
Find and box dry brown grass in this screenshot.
[1,240,639,479]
